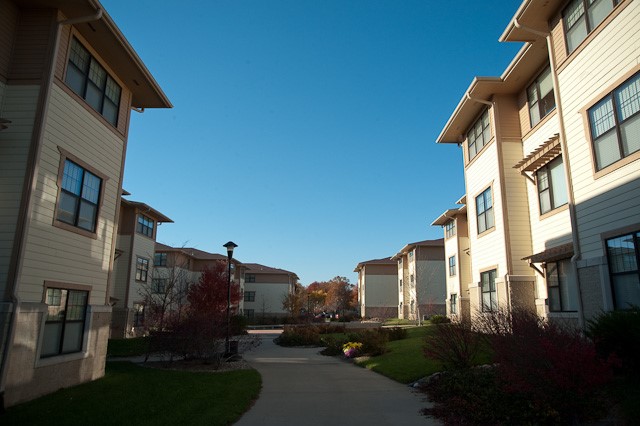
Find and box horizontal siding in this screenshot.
[18,83,125,305]
[111,235,131,308]
[496,95,522,139]
[522,114,561,155]
[243,282,290,315]
[128,235,156,307]
[558,1,640,259]
[362,274,397,307]
[0,84,39,294]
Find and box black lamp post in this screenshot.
[223,241,237,356]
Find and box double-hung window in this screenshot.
[42,287,88,357]
[528,67,555,127]
[245,274,256,283]
[481,269,497,312]
[445,220,456,238]
[563,0,619,54]
[244,291,256,302]
[154,253,167,267]
[56,159,102,233]
[65,38,121,126]
[546,260,578,312]
[476,188,494,234]
[152,278,167,294]
[606,232,640,309]
[467,109,492,161]
[136,257,149,282]
[450,294,458,315]
[137,214,155,238]
[537,156,568,214]
[449,255,457,277]
[588,72,640,171]
[133,303,145,327]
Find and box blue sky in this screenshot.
[102,0,523,284]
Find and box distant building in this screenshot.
[242,263,298,319]
[391,239,446,320]
[354,258,398,318]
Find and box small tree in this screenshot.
[282,282,305,317]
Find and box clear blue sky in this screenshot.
[102,0,523,285]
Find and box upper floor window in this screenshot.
[528,67,555,127]
[563,0,619,54]
[481,269,497,312]
[57,159,102,233]
[154,253,167,267]
[244,291,256,302]
[606,231,640,309]
[137,214,155,238]
[476,187,494,234]
[136,257,149,282]
[152,278,167,294]
[245,274,256,283]
[449,255,456,277]
[589,72,640,171]
[468,109,491,161]
[537,156,568,214]
[42,287,88,357]
[65,38,121,126]
[445,220,456,239]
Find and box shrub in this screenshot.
[275,325,322,346]
[429,315,451,324]
[586,306,640,376]
[385,326,408,341]
[423,322,480,370]
[320,335,349,356]
[350,329,388,356]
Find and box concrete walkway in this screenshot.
[235,331,439,426]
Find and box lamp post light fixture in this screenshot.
[223,241,237,356]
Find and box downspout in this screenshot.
[514,19,585,328]
[465,94,514,311]
[0,6,104,409]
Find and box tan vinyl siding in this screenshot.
[0,84,39,294]
[7,9,55,83]
[501,141,533,276]
[111,235,131,307]
[558,0,640,259]
[0,1,19,81]
[550,14,568,67]
[17,83,124,305]
[362,272,397,307]
[127,235,156,306]
[494,95,521,139]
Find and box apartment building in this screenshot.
[391,239,446,320]
[435,0,639,327]
[0,0,170,407]
[110,198,172,338]
[432,198,472,323]
[354,257,398,319]
[243,263,298,319]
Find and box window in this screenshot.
[476,187,494,234]
[152,278,167,294]
[133,303,145,327]
[589,72,640,171]
[606,232,640,309]
[445,220,456,239]
[449,255,457,276]
[467,109,491,161]
[154,253,167,267]
[245,309,255,319]
[41,287,88,357]
[136,257,149,282]
[528,67,555,127]
[65,38,121,126]
[245,274,256,283]
[56,159,102,233]
[563,0,619,53]
[399,279,403,290]
[409,251,414,258]
[546,260,578,312]
[244,291,256,302]
[137,214,154,238]
[450,294,458,315]
[410,274,414,286]
[481,269,497,312]
[537,156,568,214]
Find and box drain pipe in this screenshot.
[513,19,585,329]
[0,4,104,410]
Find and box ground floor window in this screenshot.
[245,309,255,319]
[450,294,458,315]
[606,231,640,309]
[546,260,578,312]
[481,269,497,312]
[42,287,88,357]
[133,303,145,327]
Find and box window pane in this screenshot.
[105,76,121,104]
[566,16,588,52]
[62,322,84,353]
[540,189,551,213]
[65,65,86,96]
[530,102,541,126]
[67,290,87,320]
[607,234,637,273]
[550,159,568,208]
[565,0,585,28]
[588,0,614,30]
[102,99,118,126]
[85,82,104,111]
[77,201,97,231]
[560,260,579,311]
[620,114,640,156]
[539,68,554,99]
[88,59,107,88]
[62,161,83,195]
[616,74,640,122]
[612,274,640,309]
[476,193,485,213]
[81,171,101,203]
[485,208,495,229]
[41,322,63,357]
[594,130,621,169]
[57,191,78,224]
[537,168,549,191]
[590,98,616,139]
[549,287,562,311]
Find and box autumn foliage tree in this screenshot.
[282,282,305,317]
[306,276,356,315]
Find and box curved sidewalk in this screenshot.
[235,331,439,425]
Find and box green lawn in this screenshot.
[107,337,150,357]
[1,362,261,426]
[355,326,442,383]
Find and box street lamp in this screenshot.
[223,241,237,356]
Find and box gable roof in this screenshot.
[353,257,396,272]
[391,238,444,260]
[121,199,173,223]
[244,263,298,277]
[154,243,230,261]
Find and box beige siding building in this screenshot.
[436,0,640,327]
[0,0,170,407]
[243,263,298,319]
[354,257,398,319]
[110,199,172,338]
[392,239,446,320]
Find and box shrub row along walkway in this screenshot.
[236,330,438,426]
